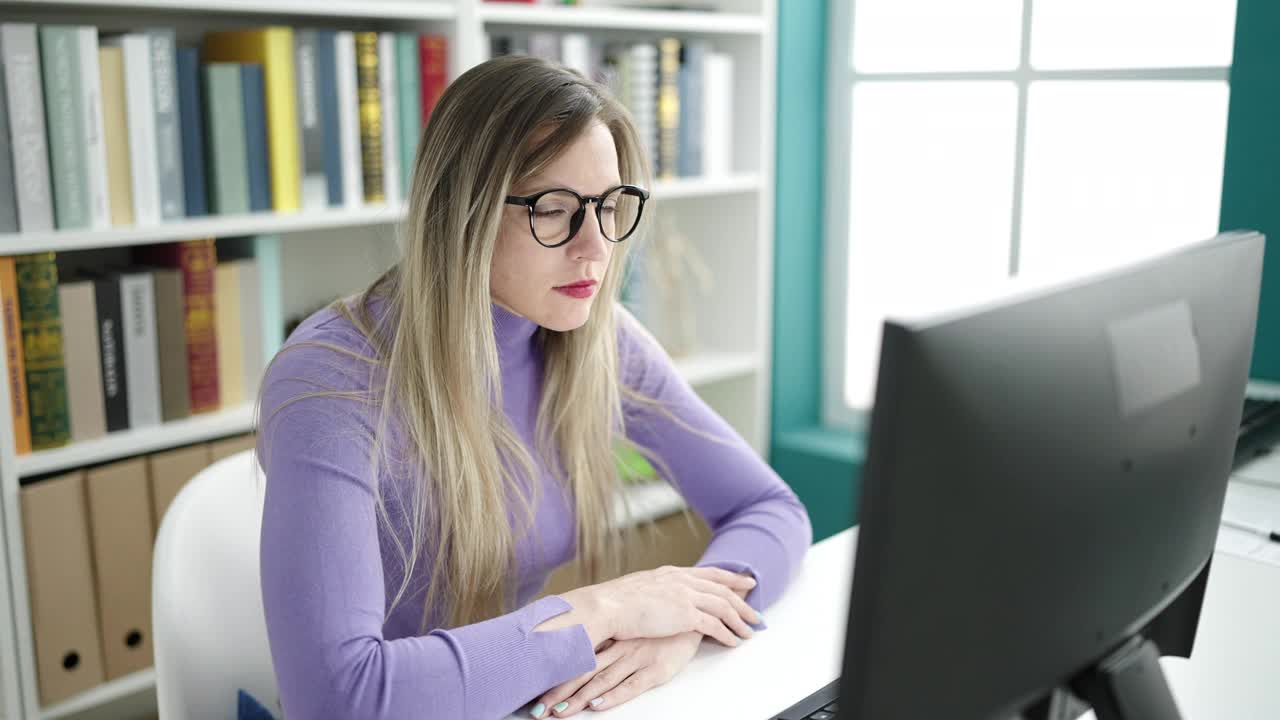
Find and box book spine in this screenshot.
[202,64,249,215]
[149,29,185,220]
[295,30,327,209]
[0,257,31,454]
[355,32,384,203]
[335,33,362,208]
[2,24,55,232]
[176,47,208,217]
[116,34,161,225]
[0,70,17,232]
[378,33,400,204]
[677,41,705,178]
[702,52,733,177]
[241,64,273,212]
[396,33,420,196]
[93,275,129,432]
[628,43,658,176]
[656,38,680,180]
[179,239,220,413]
[14,253,69,450]
[151,269,190,422]
[58,282,107,441]
[39,25,90,230]
[78,27,111,229]
[98,46,135,226]
[315,31,342,207]
[119,272,162,428]
[419,34,447,128]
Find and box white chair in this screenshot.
[152,449,281,719]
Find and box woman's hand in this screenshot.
[532,632,704,717]
[537,565,760,649]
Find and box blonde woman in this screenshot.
[257,55,811,720]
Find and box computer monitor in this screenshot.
[838,231,1265,719]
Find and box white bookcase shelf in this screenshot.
[0,3,777,719]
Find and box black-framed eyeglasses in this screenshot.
[504,184,650,248]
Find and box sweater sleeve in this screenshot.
[257,338,595,720]
[617,308,813,611]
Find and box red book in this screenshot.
[138,239,220,414]
[419,34,449,128]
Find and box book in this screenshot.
[140,240,220,413]
[148,29,185,221]
[0,257,31,454]
[214,262,244,407]
[335,32,362,208]
[118,269,162,428]
[103,34,161,225]
[702,52,733,177]
[677,41,707,178]
[14,253,70,450]
[0,70,17,232]
[395,33,421,195]
[1,24,55,232]
[235,259,264,397]
[58,280,107,441]
[92,273,129,432]
[151,268,190,421]
[656,38,681,180]
[40,25,90,230]
[294,30,328,209]
[355,32,384,203]
[378,33,401,204]
[242,64,272,212]
[202,64,249,215]
[315,30,342,207]
[203,27,301,212]
[418,34,447,128]
[176,47,208,217]
[78,27,111,229]
[98,45,135,226]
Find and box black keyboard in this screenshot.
[771,678,840,720]
[1236,396,1280,468]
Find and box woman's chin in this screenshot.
[541,299,594,332]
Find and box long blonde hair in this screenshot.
[260,55,663,630]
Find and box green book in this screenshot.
[15,253,70,450]
[396,33,421,195]
[202,63,250,215]
[39,25,89,230]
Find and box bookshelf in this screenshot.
[0,1,777,718]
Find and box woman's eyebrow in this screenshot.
[516,178,625,195]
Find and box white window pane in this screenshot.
[1019,82,1230,280]
[1031,0,1237,70]
[852,0,1024,73]
[845,82,1018,410]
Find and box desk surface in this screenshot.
[511,527,1280,719]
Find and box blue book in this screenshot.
[176,48,208,216]
[314,30,342,207]
[677,41,706,178]
[241,64,272,212]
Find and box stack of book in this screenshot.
[488,32,735,179]
[0,24,450,233]
[1,240,265,454]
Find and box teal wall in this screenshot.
[1220,0,1280,379]
[770,0,863,541]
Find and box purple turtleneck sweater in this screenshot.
[256,300,812,719]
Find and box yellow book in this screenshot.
[202,28,300,212]
[98,46,134,226]
[213,262,244,407]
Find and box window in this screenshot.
[824,0,1238,427]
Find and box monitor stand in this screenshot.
[1070,636,1183,720]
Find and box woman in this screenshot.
[256,55,811,719]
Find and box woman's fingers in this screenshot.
[683,566,757,592]
[551,649,644,716]
[587,668,662,712]
[695,610,741,647]
[693,591,755,640]
[688,578,762,626]
[534,641,628,716]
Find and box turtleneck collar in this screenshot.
[492,301,539,365]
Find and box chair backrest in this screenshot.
[152,449,281,719]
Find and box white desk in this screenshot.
[516,528,1280,719]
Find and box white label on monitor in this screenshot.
[1106,300,1201,416]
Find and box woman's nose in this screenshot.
[570,211,609,261]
